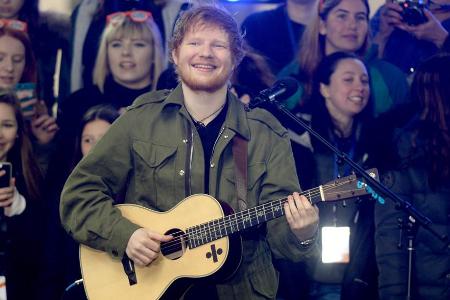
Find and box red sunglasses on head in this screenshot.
[0,19,27,32]
[106,10,152,26]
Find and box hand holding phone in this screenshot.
[0,162,12,188]
[0,162,15,209]
[30,110,59,145]
[15,82,37,120]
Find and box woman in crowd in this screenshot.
[278,0,409,117]
[0,90,44,299]
[375,53,450,300]
[41,104,120,300]
[0,20,58,173]
[68,0,187,97]
[0,0,69,106]
[58,9,164,139]
[280,52,378,300]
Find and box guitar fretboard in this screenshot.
[186,187,323,249]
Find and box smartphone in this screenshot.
[0,162,12,188]
[15,82,37,119]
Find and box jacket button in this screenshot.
[210,163,215,168]
[179,170,185,176]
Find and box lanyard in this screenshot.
[332,134,356,179]
[332,136,356,226]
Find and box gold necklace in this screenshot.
[191,103,225,127]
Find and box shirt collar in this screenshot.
[163,84,251,140]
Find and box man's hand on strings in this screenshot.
[126,228,173,267]
[284,192,319,242]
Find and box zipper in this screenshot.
[209,126,225,167]
[184,122,194,197]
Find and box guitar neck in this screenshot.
[186,186,323,249]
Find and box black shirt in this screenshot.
[193,102,228,194]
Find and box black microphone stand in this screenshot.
[251,98,449,299]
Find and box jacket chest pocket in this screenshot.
[133,140,178,208]
[222,162,267,209]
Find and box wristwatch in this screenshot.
[298,230,318,249]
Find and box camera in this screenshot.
[394,0,427,26]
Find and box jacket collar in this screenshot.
[225,90,251,141]
[163,84,251,140]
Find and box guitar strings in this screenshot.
[159,179,363,253]
[159,180,360,253]
[159,182,359,254]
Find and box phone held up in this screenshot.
[0,162,12,188]
[14,82,48,121]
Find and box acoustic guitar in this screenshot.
[80,169,378,299]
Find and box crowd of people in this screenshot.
[0,0,448,300]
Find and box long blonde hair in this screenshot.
[93,16,165,93]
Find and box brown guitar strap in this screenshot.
[232,135,248,211]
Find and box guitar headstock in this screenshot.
[320,168,379,202]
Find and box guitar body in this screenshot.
[79,171,376,299]
[80,194,242,300]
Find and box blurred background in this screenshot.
[39,0,384,22]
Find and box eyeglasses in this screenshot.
[106,10,152,26]
[0,19,27,32]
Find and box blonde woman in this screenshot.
[59,10,165,138]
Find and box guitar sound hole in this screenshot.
[161,228,186,260]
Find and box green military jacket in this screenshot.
[60,85,317,299]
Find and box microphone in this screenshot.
[249,77,299,109]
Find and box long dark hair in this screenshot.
[0,91,42,201]
[409,53,450,187]
[307,52,373,152]
[71,104,120,169]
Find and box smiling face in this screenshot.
[171,23,234,93]
[321,58,370,121]
[319,0,368,55]
[107,33,153,89]
[0,102,17,161]
[0,0,24,19]
[80,119,111,157]
[0,34,25,89]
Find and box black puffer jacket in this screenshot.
[375,123,450,300]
